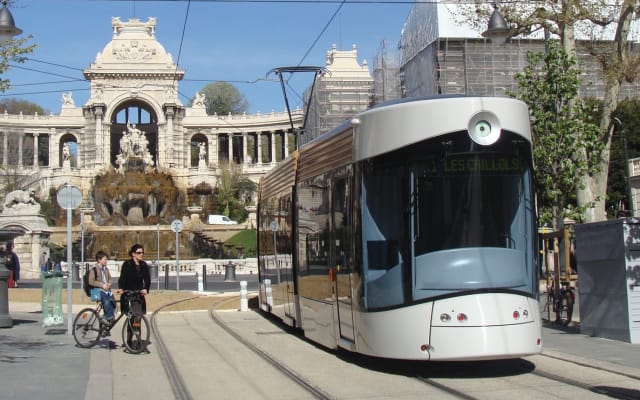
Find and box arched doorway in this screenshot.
[110,101,158,170]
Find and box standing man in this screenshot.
[6,242,19,288]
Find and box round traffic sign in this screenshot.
[269,221,278,232]
[56,185,82,210]
[171,219,184,233]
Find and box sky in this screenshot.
[1,0,421,115]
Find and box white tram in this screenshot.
[257,96,542,360]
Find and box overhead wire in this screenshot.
[4,0,413,104]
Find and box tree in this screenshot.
[0,32,36,94]
[0,98,47,115]
[216,161,257,223]
[451,0,640,222]
[190,82,249,116]
[513,41,602,229]
[608,98,640,215]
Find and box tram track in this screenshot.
[208,296,334,400]
[150,295,334,400]
[149,297,640,400]
[150,296,199,400]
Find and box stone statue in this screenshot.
[62,143,71,161]
[193,92,206,108]
[62,92,74,106]
[2,189,40,215]
[198,142,206,160]
[116,121,155,174]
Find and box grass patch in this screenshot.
[226,229,257,257]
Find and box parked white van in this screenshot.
[208,214,237,224]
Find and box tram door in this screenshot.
[333,177,355,342]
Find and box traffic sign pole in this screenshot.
[56,184,82,335]
[171,220,184,291]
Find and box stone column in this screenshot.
[228,134,233,163]
[242,132,247,166]
[33,133,39,168]
[18,133,23,168]
[164,106,175,168]
[284,130,289,158]
[270,131,276,164]
[257,132,262,164]
[94,107,104,165]
[2,132,6,167]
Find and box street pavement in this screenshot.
[2,296,639,400]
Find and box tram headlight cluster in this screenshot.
[468,111,501,145]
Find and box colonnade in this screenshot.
[0,127,295,172]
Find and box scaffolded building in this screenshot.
[302,45,374,144]
[399,2,640,100]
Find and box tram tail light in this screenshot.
[456,313,468,322]
[513,311,520,319]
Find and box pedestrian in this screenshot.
[117,244,151,314]
[39,251,48,272]
[88,251,116,326]
[53,257,62,271]
[6,242,19,288]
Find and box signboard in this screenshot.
[269,221,278,232]
[56,185,82,210]
[171,219,184,233]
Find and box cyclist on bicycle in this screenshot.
[88,251,116,326]
[117,244,151,314]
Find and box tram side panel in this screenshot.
[258,191,297,326]
[296,171,338,349]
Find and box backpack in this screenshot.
[83,267,98,297]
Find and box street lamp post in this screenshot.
[482,2,510,45]
[0,0,22,42]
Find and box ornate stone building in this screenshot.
[0,17,306,276]
[0,17,303,210]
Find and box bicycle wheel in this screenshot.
[73,308,101,348]
[122,312,150,354]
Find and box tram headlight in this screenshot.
[440,313,451,323]
[468,112,501,145]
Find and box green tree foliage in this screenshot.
[190,82,249,116]
[0,36,36,93]
[608,98,640,216]
[513,41,603,229]
[216,161,257,223]
[0,98,47,115]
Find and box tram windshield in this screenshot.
[361,131,536,310]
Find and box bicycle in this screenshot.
[542,278,575,326]
[72,290,150,354]
[554,281,575,326]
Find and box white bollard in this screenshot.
[240,280,248,312]
[264,278,273,308]
[197,271,203,292]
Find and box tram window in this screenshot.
[367,240,399,270]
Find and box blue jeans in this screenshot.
[100,291,115,321]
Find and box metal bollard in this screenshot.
[202,264,207,290]
[240,281,248,312]
[197,271,203,292]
